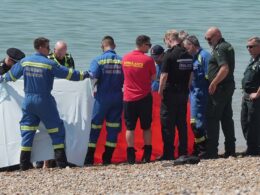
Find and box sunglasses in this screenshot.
[246,45,257,49]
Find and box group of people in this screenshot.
[0,26,260,171]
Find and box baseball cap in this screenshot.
[150,45,164,60]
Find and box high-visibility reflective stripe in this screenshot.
[47,128,59,133]
[195,136,206,143]
[205,75,208,80]
[21,146,32,151]
[64,55,70,68]
[91,124,102,129]
[106,122,120,128]
[98,59,121,65]
[22,62,52,70]
[50,53,71,68]
[20,125,38,131]
[9,71,17,81]
[190,118,196,124]
[53,144,64,149]
[80,71,84,80]
[66,68,73,80]
[105,141,116,148]
[198,54,202,64]
[88,143,96,148]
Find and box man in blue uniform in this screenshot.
[84,36,123,165]
[151,45,164,92]
[0,37,89,170]
[184,35,211,157]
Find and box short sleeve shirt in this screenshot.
[161,45,193,89]
[207,38,235,84]
[122,50,156,101]
[242,55,260,93]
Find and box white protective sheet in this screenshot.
[0,79,94,168]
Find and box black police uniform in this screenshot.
[160,44,193,159]
[0,48,25,75]
[241,55,260,155]
[0,60,10,75]
[206,38,236,158]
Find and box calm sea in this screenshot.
[1,0,259,149]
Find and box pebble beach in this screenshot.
[0,156,260,194]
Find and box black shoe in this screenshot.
[241,149,258,157]
[127,147,136,164]
[20,162,34,171]
[102,146,115,165]
[222,152,236,158]
[199,152,218,159]
[84,147,96,166]
[54,149,68,168]
[173,155,200,165]
[35,161,44,169]
[142,145,152,163]
[20,151,34,171]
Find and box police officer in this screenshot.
[183,35,211,157]
[84,36,123,165]
[159,30,193,160]
[241,36,260,156]
[48,41,75,69]
[0,37,90,171]
[0,48,25,75]
[204,27,236,158]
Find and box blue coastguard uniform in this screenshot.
[3,52,85,168]
[190,48,211,155]
[85,49,123,164]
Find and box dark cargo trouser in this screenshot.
[206,82,236,157]
[241,93,260,154]
[160,88,189,159]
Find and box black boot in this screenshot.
[35,161,44,169]
[198,139,207,157]
[142,145,152,163]
[192,142,200,156]
[127,147,136,164]
[160,143,174,160]
[84,147,96,165]
[54,148,68,168]
[20,151,33,171]
[102,146,115,165]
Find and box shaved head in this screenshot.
[205,27,222,47]
[54,41,68,59]
[55,41,67,50]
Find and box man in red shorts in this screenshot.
[122,35,156,164]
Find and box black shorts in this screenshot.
[123,93,152,130]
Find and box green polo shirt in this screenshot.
[207,38,235,84]
[242,56,260,93]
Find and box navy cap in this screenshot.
[150,45,164,60]
[6,48,25,62]
[151,45,164,56]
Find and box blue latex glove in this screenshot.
[83,71,93,79]
[0,75,5,83]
